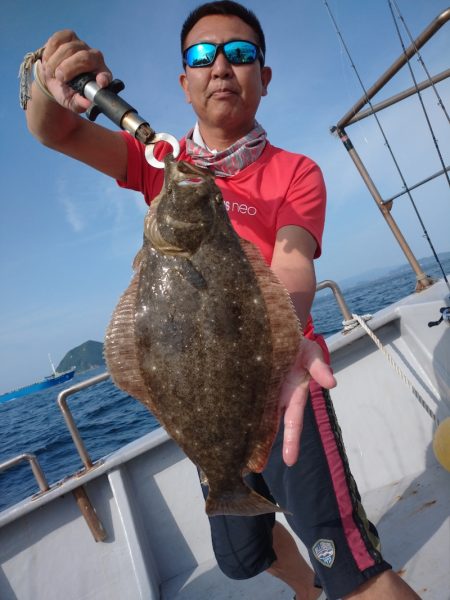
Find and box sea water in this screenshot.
[1,255,449,512]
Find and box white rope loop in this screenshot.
[18,47,48,109]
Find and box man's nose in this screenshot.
[211,50,233,77]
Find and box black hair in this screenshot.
[181,1,266,63]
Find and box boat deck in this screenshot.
[162,463,450,599]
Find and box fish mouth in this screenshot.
[177,176,205,187]
[163,213,203,228]
[174,161,212,186]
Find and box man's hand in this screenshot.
[280,338,336,466]
[40,30,112,113]
[26,30,128,182]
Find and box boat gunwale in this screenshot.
[0,426,170,528]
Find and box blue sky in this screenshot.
[1,0,449,391]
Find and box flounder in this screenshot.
[104,156,302,516]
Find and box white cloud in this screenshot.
[55,172,147,236]
[57,178,85,232]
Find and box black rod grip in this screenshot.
[69,73,134,125]
[88,86,136,126]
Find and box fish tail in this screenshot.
[206,481,285,517]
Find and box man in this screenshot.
[25,2,420,598]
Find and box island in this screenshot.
[56,340,105,374]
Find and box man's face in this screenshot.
[179,14,272,144]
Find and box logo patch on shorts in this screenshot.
[312,539,335,568]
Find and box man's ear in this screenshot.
[179,72,192,104]
[261,66,272,97]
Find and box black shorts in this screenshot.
[200,381,391,600]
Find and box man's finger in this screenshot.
[297,338,337,390]
[308,358,336,390]
[281,380,309,466]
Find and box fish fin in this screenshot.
[238,237,302,473]
[206,481,285,517]
[132,247,145,272]
[246,440,276,473]
[104,272,162,420]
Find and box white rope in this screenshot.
[342,313,372,333]
[18,46,46,109]
[352,313,439,426]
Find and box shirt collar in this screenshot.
[192,122,218,154]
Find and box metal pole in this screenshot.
[384,165,450,204]
[56,373,111,542]
[57,372,110,469]
[337,8,450,129]
[332,127,434,291]
[345,68,450,126]
[72,486,108,542]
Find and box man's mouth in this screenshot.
[209,88,237,98]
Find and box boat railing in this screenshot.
[315,279,367,334]
[0,373,110,540]
[0,452,49,494]
[57,371,110,470]
[0,374,109,494]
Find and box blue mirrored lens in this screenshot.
[184,41,260,67]
[185,43,217,67]
[223,41,257,64]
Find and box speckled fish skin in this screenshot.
[104,155,302,516]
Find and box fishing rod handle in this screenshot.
[69,73,155,144]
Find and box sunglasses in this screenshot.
[183,40,264,68]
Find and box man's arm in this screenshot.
[271,225,317,329]
[271,225,336,466]
[25,30,127,181]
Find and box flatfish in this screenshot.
[104,156,301,516]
